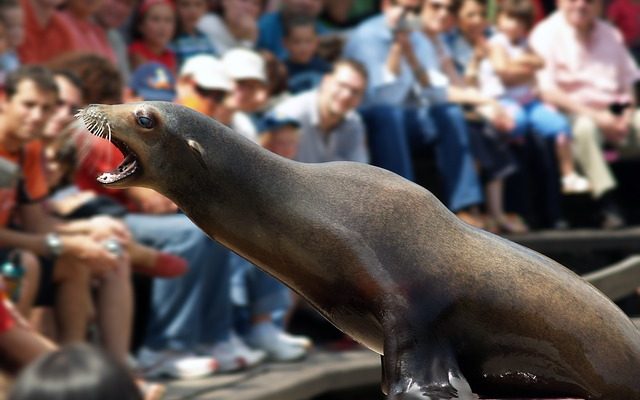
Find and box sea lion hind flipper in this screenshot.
[382,333,474,399]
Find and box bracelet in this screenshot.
[45,233,63,257]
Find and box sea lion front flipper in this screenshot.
[382,332,475,399]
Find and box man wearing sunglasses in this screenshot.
[530,0,640,229]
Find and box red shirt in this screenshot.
[0,141,49,227]
[128,40,177,74]
[18,0,74,64]
[607,0,640,47]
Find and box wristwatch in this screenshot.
[45,233,63,257]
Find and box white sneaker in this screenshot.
[137,347,217,380]
[246,322,310,362]
[207,333,266,372]
[562,173,590,194]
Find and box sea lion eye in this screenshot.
[137,115,154,129]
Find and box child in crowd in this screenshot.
[489,0,590,194]
[129,0,177,73]
[282,15,330,94]
[259,114,301,159]
[171,0,217,67]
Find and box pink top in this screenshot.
[530,11,640,109]
[58,11,117,64]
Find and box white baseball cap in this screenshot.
[222,48,267,83]
[180,55,233,91]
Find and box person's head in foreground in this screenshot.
[9,343,143,400]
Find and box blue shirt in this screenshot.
[257,12,328,59]
[342,14,447,107]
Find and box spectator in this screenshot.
[95,0,138,83]
[259,114,301,158]
[0,0,23,77]
[9,343,144,400]
[343,0,485,226]
[0,66,135,367]
[271,59,369,164]
[489,0,589,195]
[282,15,331,94]
[58,0,118,64]
[257,0,327,59]
[171,0,218,67]
[18,0,73,64]
[176,54,233,120]
[0,0,24,54]
[197,0,262,54]
[221,48,271,141]
[530,0,640,228]
[128,0,178,73]
[607,0,640,63]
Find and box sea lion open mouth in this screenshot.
[76,107,141,185]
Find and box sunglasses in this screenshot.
[195,86,227,102]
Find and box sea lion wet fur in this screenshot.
[79,102,640,399]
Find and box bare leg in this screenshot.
[53,257,93,344]
[15,251,40,318]
[485,179,505,225]
[0,302,57,374]
[556,135,575,177]
[97,255,133,365]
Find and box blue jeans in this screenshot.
[360,103,482,212]
[124,213,233,351]
[502,99,570,138]
[229,252,292,335]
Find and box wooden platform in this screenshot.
[504,226,640,254]
[162,318,640,400]
[162,349,380,400]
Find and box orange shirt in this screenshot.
[18,0,74,64]
[0,141,49,227]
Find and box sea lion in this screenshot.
[78,102,640,399]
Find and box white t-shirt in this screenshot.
[489,32,537,104]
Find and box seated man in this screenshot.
[530,0,640,228]
[270,58,370,164]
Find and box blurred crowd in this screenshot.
[0,0,639,398]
